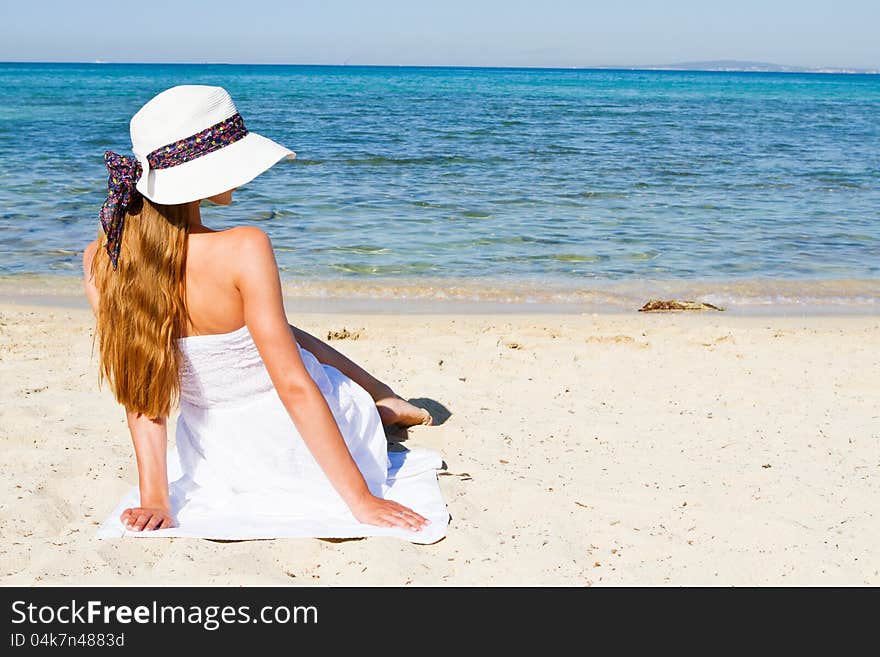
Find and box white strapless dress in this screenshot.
[96,324,449,544]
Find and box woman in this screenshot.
[82,85,439,537]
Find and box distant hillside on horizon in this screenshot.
[636,60,879,74]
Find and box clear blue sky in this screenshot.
[2,0,878,69]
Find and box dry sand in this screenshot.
[1,300,878,585]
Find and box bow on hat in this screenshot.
[99,151,143,270]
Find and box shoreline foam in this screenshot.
[3,273,878,317]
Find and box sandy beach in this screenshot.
[1,297,877,586]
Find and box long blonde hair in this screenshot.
[90,195,191,419]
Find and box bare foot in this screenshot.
[375,395,434,428]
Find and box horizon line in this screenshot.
[1,60,878,74]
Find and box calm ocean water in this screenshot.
[0,62,878,308]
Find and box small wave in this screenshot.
[802,170,868,189]
[658,170,702,178]
[328,262,437,275]
[559,191,629,200]
[410,200,449,209]
[491,196,541,205]
[247,208,301,221]
[342,155,495,166]
[811,178,867,189]
[552,254,601,262]
[313,245,391,255]
[498,253,604,263]
[621,251,662,261]
[543,144,584,154]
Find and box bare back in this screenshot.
[84,223,308,398]
[181,227,248,338]
[84,226,256,338]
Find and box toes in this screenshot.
[377,397,434,428]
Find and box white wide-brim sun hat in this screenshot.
[130,85,295,205]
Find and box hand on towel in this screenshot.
[349,495,431,533]
[121,506,176,532]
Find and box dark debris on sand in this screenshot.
[638,299,724,312]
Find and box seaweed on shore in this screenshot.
[326,327,363,340]
[638,299,724,312]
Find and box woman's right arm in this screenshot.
[232,227,428,532]
[82,241,173,531]
[122,410,174,531]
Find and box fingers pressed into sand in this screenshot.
[122,508,140,529]
[133,512,150,531]
[145,515,163,531]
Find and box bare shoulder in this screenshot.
[225,226,276,266]
[223,225,273,249]
[184,226,274,285]
[221,226,279,290]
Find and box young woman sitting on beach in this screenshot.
[81,85,438,537]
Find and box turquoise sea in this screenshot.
[0,62,878,309]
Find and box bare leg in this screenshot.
[289,324,433,427]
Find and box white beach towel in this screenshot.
[96,446,449,544]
